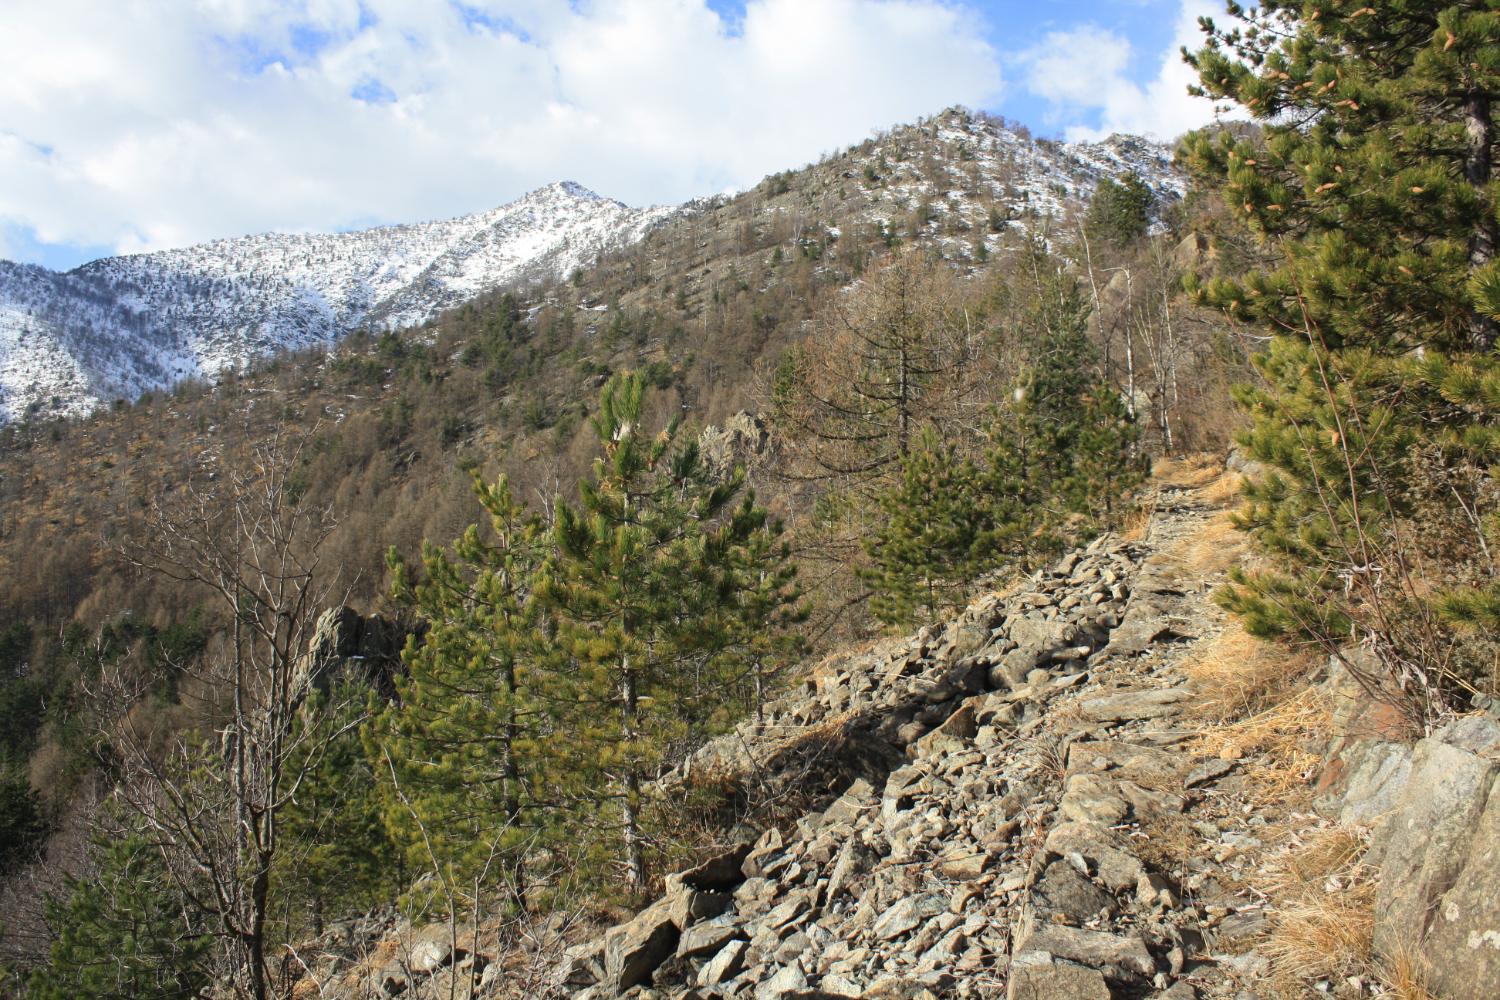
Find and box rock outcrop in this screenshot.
[1318,706,1500,1000]
[296,605,411,700]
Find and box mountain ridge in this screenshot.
[0,181,675,422]
[0,108,1182,424]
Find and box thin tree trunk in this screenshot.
[502,658,526,908]
[248,861,270,1000]
[754,659,765,730]
[1123,270,1138,424]
[1465,90,1498,349]
[621,652,645,893]
[1079,228,1110,374]
[897,342,910,464]
[1161,284,1179,453]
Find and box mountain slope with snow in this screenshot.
[0,109,1184,424]
[0,182,673,422]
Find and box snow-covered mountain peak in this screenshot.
[0,185,674,422]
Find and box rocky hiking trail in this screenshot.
[316,461,1500,1000]
[542,465,1306,1000]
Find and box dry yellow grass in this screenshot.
[1375,951,1438,1000]
[1119,500,1153,541]
[1184,620,1318,724]
[1263,827,1377,993]
[1153,453,1226,489]
[1266,881,1376,986]
[1167,510,1251,577]
[1188,687,1330,797]
[1200,468,1246,508]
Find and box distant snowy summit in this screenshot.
[0,182,673,422]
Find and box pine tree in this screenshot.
[544,372,800,892]
[1064,388,1146,517]
[861,429,995,626]
[859,269,1146,629]
[278,688,395,936]
[29,830,212,1000]
[372,473,557,902]
[1182,1,1500,707]
[702,500,807,727]
[1086,173,1154,248]
[998,267,1146,522]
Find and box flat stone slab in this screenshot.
[1184,758,1235,789]
[1006,953,1111,1000]
[872,894,945,940]
[1080,687,1192,722]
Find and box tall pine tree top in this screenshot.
[1182,0,1500,351]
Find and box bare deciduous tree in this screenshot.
[97,432,360,1000]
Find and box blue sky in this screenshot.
[702,0,1195,135]
[0,0,1227,271]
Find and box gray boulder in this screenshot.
[603,897,680,992]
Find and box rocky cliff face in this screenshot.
[287,465,1500,1000]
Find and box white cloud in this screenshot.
[1020,0,1229,143]
[0,0,1003,263]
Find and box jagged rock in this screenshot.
[950,622,991,661]
[743,828,785,879]
[1320,740,1410,827]
[298,605,410,700]
[1033,861,1116,924]
[1005,953,1111,1000]
[1172,231,1211,272]
[826,840,874,900]
[406,922,464,975]
[935,846,991,880]
[872,894,945,940]
[675,844,753,892]
[1007,617,1077,658]
[819,972,865,997]
[1059,773,1130,825]
[1184,759,1235,789]
[1101,606,1180,657]
[1136,872,1177,909]
[1045,822,1147,891]
[667,889,731,929]
[1370,721,1500,1000]
[912,703,977,757]
[604,898,680,992]
[1016,924,1155,979]
[678,916,743,959]
[699,938,749,988]
[820,779,877,827]
[559,942,605,987]
[701,411,769,471]
[756,961,810,999]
